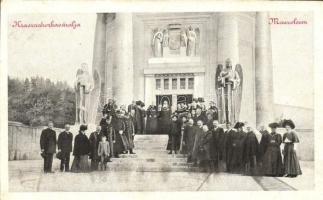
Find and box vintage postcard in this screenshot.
[1,0,323,200]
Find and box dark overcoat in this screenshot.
[73,132,90,156]
[40,128,57,154]
[57,131,73,153]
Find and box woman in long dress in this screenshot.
[158,101,171,135]
[282,119,302,177]
[262,122,284,177]
[71,125,90,173]
[146,105,158,134]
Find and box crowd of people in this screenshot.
[39,98,302,178]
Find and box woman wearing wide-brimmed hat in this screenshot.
[282,119,302,177]
[261,122,284,177]
[71,125,90,173]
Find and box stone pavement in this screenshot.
[8,135,314,192]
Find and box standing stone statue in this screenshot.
[75,63,94,125]
[180,29,187,47]
[186,26,197,56]
[215,58,243,124]
[152,29,163,57]
[162,29,169,47]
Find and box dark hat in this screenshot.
[135,101,141,105]
[198,97,205,102]
[115,109,122,114]
[234,122,245,129]
[269,122,279,129]
[192,98,198,102]
[282,119,295,129]
[80,124,88,131]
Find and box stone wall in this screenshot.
[274,104,314,161]
[8,121,63,160]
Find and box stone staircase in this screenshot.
[107,135,198,172]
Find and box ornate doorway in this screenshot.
[156,95,172,107]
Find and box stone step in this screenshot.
[117,152,187,158]
[104,161,199,172]
[112,156,187,164]
[109,134,192,172]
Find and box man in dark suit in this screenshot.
[211,120,225,171]
[40,121,57,173]
[57,124,73,172]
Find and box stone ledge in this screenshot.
[144,66,205,75]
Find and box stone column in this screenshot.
[113,13,134,106]
[255,12,274,127]
[217,13,239,67]
[88,13,107,124]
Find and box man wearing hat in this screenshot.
[226,122,245,173]
[258,124,271,166]
[242,123,259,175]
[112,109,127,158]
[210,120,225,172]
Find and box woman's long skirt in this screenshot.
[71,155,90,173]
[146,116,158,134]
[262,145,284,176]
[283,143,302,176]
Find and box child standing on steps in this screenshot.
[98,136,110,170]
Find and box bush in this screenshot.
[8,76,76,128]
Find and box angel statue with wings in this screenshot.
[215,58,243,124]
[75,63,94,125]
